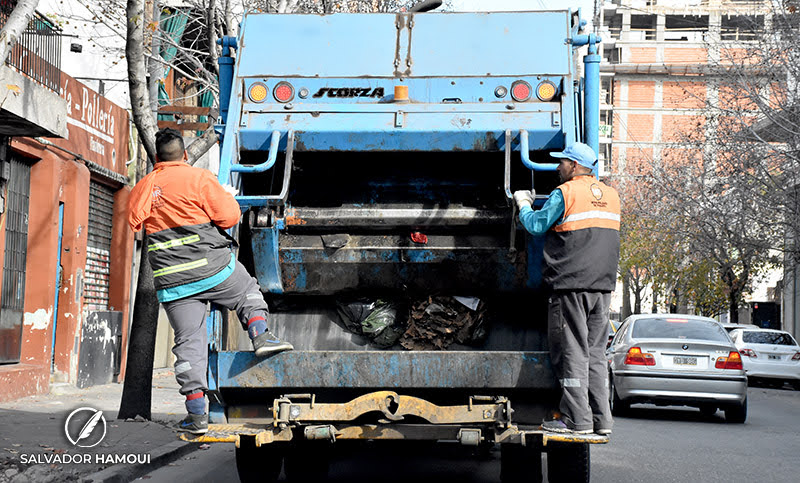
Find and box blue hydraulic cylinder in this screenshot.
[573,32,602,172]
[217,36,238,125]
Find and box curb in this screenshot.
[80,440,200,483]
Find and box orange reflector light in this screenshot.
[536,80,557,101]
[394,85,409,101]
[716,351,743,370]
[248,82,268,103]
[274,82,294,103]
[511,80,531,102]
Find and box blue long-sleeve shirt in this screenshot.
[518,189,565,235]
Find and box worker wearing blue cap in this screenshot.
[513,142,620,437]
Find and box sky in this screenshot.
[450,0,595,16]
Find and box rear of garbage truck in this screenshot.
[194,7,606,483]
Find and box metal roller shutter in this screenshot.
[84,182,114,311]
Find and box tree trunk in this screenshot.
[127,0,158,162]
[148,1,162,119]
[0,0,39,64]
[119,0,160,419]
[622,271,632,319]
[651,290,658,314]
[118,233,160,420]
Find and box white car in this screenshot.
[729,328,800,389]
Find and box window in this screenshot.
[631,318,730,342]
[630,14,657,41]
[742,331,798,346]
[721,15,764,41]
[664,15,708,42]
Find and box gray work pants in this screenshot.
[162,260,269,395]
[548,291,612,432]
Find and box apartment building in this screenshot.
[596,0,772,176]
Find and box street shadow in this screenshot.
[618,405,728,424]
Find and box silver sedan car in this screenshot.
[607,314,748,423]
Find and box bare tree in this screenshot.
[0,0,40,63]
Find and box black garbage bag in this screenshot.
[336,299,406,348]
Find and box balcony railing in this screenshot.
[0,0,62,92]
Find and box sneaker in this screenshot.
[176,413,208,434]
[595,428,612,436]
[540,419,593,435]
[253,330,294,357]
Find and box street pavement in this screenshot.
[139,384,800,483]
[0,369,190,483]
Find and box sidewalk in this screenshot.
[0,369,198,483]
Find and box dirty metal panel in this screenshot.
[238,111,563,152]
[214,350,554,389]
[77,311,122,388]
[238,14,399,78]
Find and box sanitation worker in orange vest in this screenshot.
[128,128,293,435]
[513,142,620,436]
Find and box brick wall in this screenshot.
[664,47,707,64]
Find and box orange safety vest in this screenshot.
[543,175,621,291]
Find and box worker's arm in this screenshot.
[518,189,565,235]
[200,171,242,229]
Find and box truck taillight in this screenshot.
[248,82,268,103]
[715,351,743,370]
[624,347,655,366]
[274,81,294,103]
[792,352,800,361]
[740,348,757,358]
[536,80,556,101]
[511,80,531,102]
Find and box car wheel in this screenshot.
[609,374,629,416]
[724,398,747,424]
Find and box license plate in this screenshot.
[768,355,781,360]
[674,356,697,366]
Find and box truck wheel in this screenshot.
[235,439,283,483]
[609,375,629,416]
[546,442,589,483]
[284,443,332,482]
[500,444,543,483]
[725,398,747,424]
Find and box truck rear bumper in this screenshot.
[211,350,555,389]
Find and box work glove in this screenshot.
[221,183,239,197]
[513,190,535,209]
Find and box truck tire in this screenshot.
[725,398,747,424]
[283,443,332,482]
[235,438,283,483]
[609,375,629,416]
[547,442,590,483]
[500,443,543,483]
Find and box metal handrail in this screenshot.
[0,3,62,93]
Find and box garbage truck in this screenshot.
[187,3,608,482]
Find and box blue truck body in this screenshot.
[199,8,605,482]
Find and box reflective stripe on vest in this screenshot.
[148,234,201,252]
[553,176,620,233]
[152,258,209,278]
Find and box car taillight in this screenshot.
[715,351,743,370]
[273,81,294,103]
[624,347,655,366]
[740,348,758,358]
[511,80,531,102]
[792,352,800,361]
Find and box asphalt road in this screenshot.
[138,384,800,483]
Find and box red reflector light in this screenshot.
[624,347,655,366]
[716,351,743,370]
[740,348,757,358]
[274,82,294,103]
[792,352,800,361]
[511,80,531,102]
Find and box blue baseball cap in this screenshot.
[550,142,598,169]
